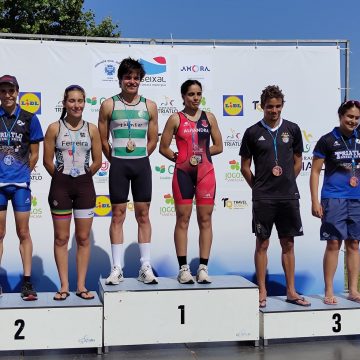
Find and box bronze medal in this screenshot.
[272,165,283,177]
[189,155,199,166]
[126,139,136,152]
[350,176,359,187]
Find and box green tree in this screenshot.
[0,0,120,37]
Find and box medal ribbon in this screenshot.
[266,128,280,166]
[120,96,132,141]
[63,120,79,168]
[340,134,357,177]
[1,109,20,146]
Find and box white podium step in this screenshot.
[260,294,360,345]
[0,292,103,351]
[100,275,259,347]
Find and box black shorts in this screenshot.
[109,157,152,204]
[252,199,303,240]
[48,170,96,218]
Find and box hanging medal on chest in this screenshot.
[70,167,80,178]
[189,125,201,166]
[272,164,283,177]
[350,176,359,187]
[189,155,199,166]
[126,139,136,152]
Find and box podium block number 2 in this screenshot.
[178,305,185,324]
[14,319,25,340]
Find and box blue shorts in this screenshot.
[0,185,31,212]
[320,198,360,240]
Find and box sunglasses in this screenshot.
[341,100,360,107]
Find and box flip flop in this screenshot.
[53,291,70,301]
[347,296,360,304]
[323,296,338,305]
[76,290,95,300]
[259,299,267,308]
[285,296,311,307]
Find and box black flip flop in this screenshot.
[285,296,311,307]
[76,290,95,300]
[53,291,70,301]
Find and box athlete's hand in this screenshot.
[311,201,323,218]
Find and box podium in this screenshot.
[100,275,259,349]
[260,294,360,345]
[0,292,103,352]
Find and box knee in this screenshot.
[76,233,90,247]
[345,240,359,252]
[16,227,30,242]
[111,211,126,226]
[197,214,212,230]
[280,239,294,253]
[176,213,191,229]
[135,209,150,226]
[256,239,270,252]
[55,234,70,247]
[326,240,341,252]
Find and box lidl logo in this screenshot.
[94,195,112,217]
[223,95,243,116]
[19,92,41,114]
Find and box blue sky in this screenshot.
[84,0,360,100]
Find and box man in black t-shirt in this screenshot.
[240,85,310,308]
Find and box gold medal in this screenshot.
[189,155,199,166]
[126,139,136,152]
[350,176,359,187]
[272,165,283,177]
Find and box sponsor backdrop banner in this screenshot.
[0,39,341,295]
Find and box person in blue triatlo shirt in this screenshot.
[310,100,360,305]
[0,74,44,301]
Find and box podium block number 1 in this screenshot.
[178,305,185,324]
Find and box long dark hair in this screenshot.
[60,85,86,120]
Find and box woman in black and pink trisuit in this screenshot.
[160,80,223,284]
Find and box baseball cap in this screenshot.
[0,75,19,89]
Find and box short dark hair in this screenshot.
[117,57,145,81]
[260,85,285,108]
[338,100,360,117]
[180,80,202,96]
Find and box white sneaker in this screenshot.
[196,264,211,284]
[138,264,158,284]
[177,265,194,284]
[105,266,124,285]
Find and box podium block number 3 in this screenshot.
[332,313,341,333]
[14,319,25,340]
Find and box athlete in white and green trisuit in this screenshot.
[98,57,159,285]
